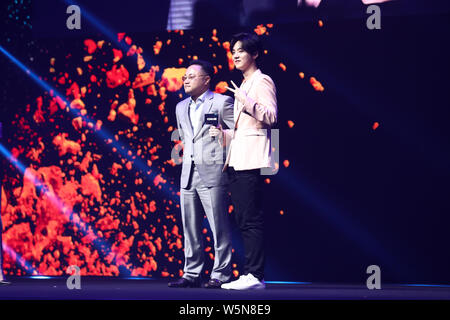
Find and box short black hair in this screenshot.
[188,59,214,79]
[231,32,262,58]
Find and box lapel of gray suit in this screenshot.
[183,98,194,137]
[193,90,214,140]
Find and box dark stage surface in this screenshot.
[0,278,449,300]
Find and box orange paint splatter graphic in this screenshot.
[160,68,185,92]
[214,81,228,94]
[373,122,380,130]
[153,41,163,55]
[0,25,302,279]
[310,77,325,92]
[222,42,234,71]
[254,24,267,35]
[106,65,130,88]
[0,32,192,278]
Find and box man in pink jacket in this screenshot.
[210,32,277,290]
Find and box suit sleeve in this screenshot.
[220,96,234,130]
[219,96,234,148]
[175,104,184,142]
[242,76,278,126]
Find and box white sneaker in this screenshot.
[221,274,248,290]
[221,273,265,290]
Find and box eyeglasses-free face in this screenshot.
[232,40,258,72]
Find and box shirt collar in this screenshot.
[190,90,209,106]
[242,69,262,86]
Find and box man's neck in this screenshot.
[191,88,208,102]
[243,64,258,81]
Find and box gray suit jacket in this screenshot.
[175,90,234,188]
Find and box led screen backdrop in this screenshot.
[0,19,295,277]
[2,0,450,283]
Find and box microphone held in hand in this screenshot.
[205,113,219,141]
[205,113,218,126]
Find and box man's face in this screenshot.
[183,64,209,98]
[232,41,257,72]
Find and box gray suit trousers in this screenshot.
[180,165,232,282]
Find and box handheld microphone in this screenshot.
[205,113,218,126]
[205,113,219,141]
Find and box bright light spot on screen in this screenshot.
[361,0,393,4]
[303,0,322,8]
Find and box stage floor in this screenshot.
[0,277,449,300]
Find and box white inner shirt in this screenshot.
[189,90,207,135]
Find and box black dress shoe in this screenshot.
[0,280,11,286]
[168,278,200,288]
[203,279,224,289]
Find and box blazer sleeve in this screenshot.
[220,95,235,130]
[219,96,234,148]
[175,103,184,143]
[242,75,278,126]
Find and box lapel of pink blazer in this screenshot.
[232,69,261,137]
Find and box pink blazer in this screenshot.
[223,69,277,171]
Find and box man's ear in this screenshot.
[252,52,259,60]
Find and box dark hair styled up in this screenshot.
[230,32,263,58]
[188,59,214,79]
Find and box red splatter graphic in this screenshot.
[222,42,234,71]
[214,81,228,94]
[118,89,139,124]
[112,49,123,63]
[2,24,304,278]
[160,68,185,92]
[0,31,190,278]
[310,77,325,92]
[84,39,97,54]
[53,133,81,156]
[106,65,130,88]
[373,122,380,130]
[254,24,267,36]
[153,41,162,55]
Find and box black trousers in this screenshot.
[227,167,265,280]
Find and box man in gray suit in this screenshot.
[168,60,234,289]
